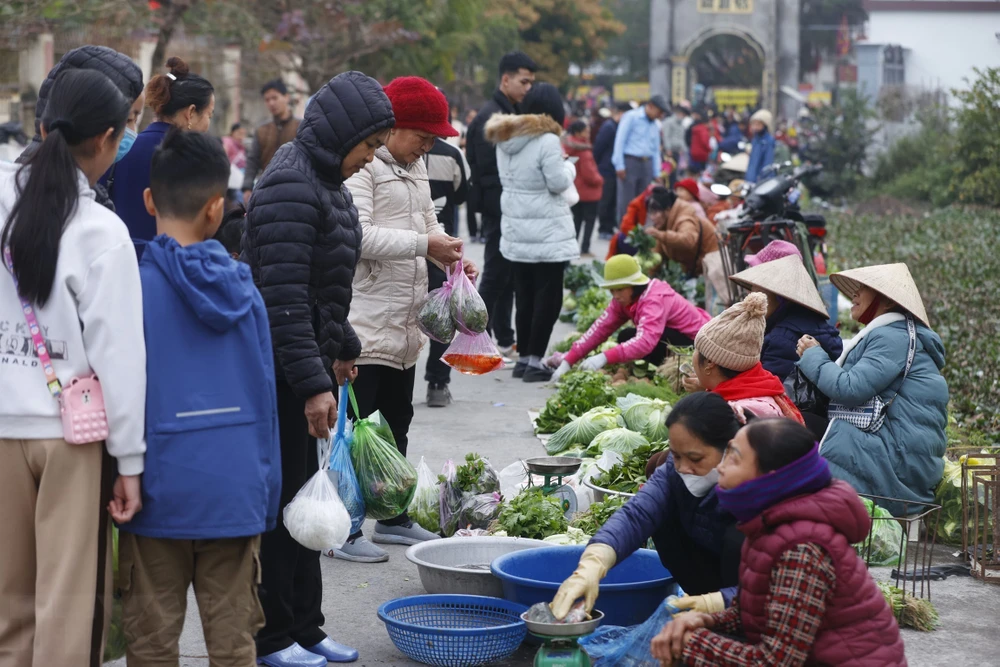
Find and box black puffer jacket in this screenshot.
[466,89,518,220]
[242,71,395,399]
[18,46,144,168]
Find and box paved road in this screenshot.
[107,221,1000,666]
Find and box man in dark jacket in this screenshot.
[242,71,395,667]
[466,51,536,354]
[424,137,470,407]
[18,45,145,211]
[593,102,630,239]
[242,79,302,198]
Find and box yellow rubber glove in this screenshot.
[549,543,617,620]
[671,591,726,614]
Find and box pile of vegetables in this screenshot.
[535,371,617,434]
[564,262,602,294]
[590,443,667,494]
[570,495,627,535]
[437,454,502,536]
[934,452,995,545]
[491,488,569,540]
[618,394,671,442]
[545,406,621,455]
[627,226,664,276]
[877,582,939,632]
[574,286,611,333]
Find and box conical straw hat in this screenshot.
[729,255,829,318]
[830,263,929,326]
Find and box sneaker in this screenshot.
[373,520,441,546]
[427,383,452,408]
[512,361,528,378]
[522,366,554,383]
[498,344,517,358]
[328,536,389,563]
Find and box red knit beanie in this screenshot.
[675,178,700,201]
[383,77,458,138]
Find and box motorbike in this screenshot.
[716,162,829,305]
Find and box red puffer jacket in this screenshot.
[738,480,907,666]
[562,135,604,202]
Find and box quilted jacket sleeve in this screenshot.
[590,458,675,562]
[538,134,573,195]
[245,166,334,399]
[798,328,906,407]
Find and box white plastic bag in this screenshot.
[499,460,529,500]
[284,437,351,551]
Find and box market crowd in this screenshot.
[0,42,946,667]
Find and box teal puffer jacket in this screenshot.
[797,319,948,516]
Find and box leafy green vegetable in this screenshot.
[545,406,621,455]
[552,331,583,354]
[564,261,604,294]
[570,495,627,535]
[492,489,568,539]
[454,453,500,496]
[535,371,616,434]
[853,497,905,566]
[934,453,995,545]
[450,279,489,333]
[574,286,611,333]
[590,428,649,456]
[877,581,939,632]
[455,492,502,530]
[621,398,671,442]
[411,457,441,534]
[613,381,681,404]
[591,443,667,493]
[418,287,455,343]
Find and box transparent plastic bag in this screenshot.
[455,491,502,531]
[326,383,365,534]
[439,459,463,536]
[417,265,456,343]
[455,453,500,495]
[449,264,489,334]
[411,456,441,534]
[284,436,352,551]
[854,497,906,566]
[442,330,505,376]
[498,461,529,500]
[348,386,418,521]
[578,597,679,666]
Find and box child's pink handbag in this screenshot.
[4,247,108,444]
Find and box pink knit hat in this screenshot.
[745,240,802,267]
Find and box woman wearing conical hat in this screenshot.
[796,263,948,516]
[729,244,842,382]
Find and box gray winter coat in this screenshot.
[485,114,579,264]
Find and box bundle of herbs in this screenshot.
[876,582,939,632]
[490,488,568,540]
[590,443,667,494]
[570,495,627,535]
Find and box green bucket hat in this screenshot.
[597,255,651,289]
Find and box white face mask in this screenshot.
[677,468,720,497]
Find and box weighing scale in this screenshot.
[521,609,604,667]
[524,457,582,517]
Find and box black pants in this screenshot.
[349,364,416,528]
[597,176,617,235]
[466,204,479,238]
[424,262,452,386]
[572,201,599,254]
[617,326,694,366]
[477,215,515,348]
[256,379,326,656]
[512,261,565,359]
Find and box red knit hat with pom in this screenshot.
[383,77,458,138]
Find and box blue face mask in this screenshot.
[114,127,138,163]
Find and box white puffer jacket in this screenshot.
[485,113,579,264]
[345,146,444,369]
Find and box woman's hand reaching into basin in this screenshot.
[549,543,617,619]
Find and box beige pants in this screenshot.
[0,438,112,667]
[119,532,264,667]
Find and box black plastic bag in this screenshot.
[784,366,829,416]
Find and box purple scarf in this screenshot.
[717,444,832,523]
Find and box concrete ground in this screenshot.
[108,225,1000,666]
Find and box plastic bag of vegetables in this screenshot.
[545,406,621,455]
[455,453,500,495]
[620,397,671,442]
[590,427,649,456]
[439,460,464,536]
[284,436,352,550]
[417,269,455,343]
[348,387,418,521]
[411,456,441,534]
[455,492,502,531]
[854,497,906,567]
[449,263,489,334]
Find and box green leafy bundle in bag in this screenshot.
[348,387,418,521]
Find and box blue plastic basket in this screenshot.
[377,594,528,666]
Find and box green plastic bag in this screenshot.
[348,386,418,521]
[854,497,906,567]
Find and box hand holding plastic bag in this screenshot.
[578,596,680,666]
[442,330,505,376]
[418,265,456,343]
[449,260,489,334]
[348,386,418,521]
[327,383,365,535]
[284,436,352,551]
[411,456,441,534]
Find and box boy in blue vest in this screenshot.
[117,128,281,666]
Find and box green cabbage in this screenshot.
[545,406,621,455]
[590,427,649,456]
[621,398,671,442]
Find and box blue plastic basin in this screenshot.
[490,546,676,627]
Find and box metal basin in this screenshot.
[405,536,552,597]
[583,476,636,503]
[522,609,604,638]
